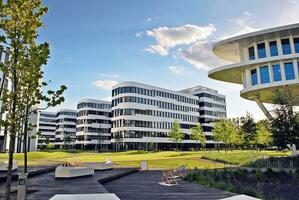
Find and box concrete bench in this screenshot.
[82,162,113,171]
[49,194,120,200]
[55,166,94,178]
[0,161,18,171]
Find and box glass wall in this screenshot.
[284,62,295,80]
[248,46,255,60]
[269,41,278,56]
[294,37,299,53]
[272,64,282,82]
[260,66,270,84]
[251,69,258,86]
[281,38,291,55]
[257,43,266,58]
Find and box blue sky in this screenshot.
[40,0,299,119]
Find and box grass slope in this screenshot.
[0,150,291,169]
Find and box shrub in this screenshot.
[45,143,55,149]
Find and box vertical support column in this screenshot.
[277,38,283,56]
[268,62,274,82]
[280,61,286,81]
[253,42,258,59]
[290,35,295,54]
[293,59,299,79]
[254,99,273,120]
[265,39,271,58]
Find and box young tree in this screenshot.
[240,112,257,148]
[169,120,184,151]
[271,87,299,149]
[254,122,273,150]
[191,123,206,150]
[212,119,240,152]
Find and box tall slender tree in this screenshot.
[169,120,184,151]
[191,123,206,150]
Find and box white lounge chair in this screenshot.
[159,169,179,186]
[49,194,120,200]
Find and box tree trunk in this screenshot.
[23,106,29,173]
[5,48,18,200]
[2,123,8,152]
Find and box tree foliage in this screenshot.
[169,120,184,151]
[191,123,206,150]
[271,87,299,149]
[212,119,242,151]
[254,122,273,149]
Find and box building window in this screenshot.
[248,46,255,60]
[281,38,291,55]
[269,41,278,56]
[272,64,282,82]
[251,69,258,86]
[284,62,295,80]
[260,66,270,84]
[294,37,299,53]
[257,43,266,58]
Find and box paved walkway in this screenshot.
[103,170,236,200]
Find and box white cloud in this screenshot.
[219,11,259,40]
[147,17,152,22]
[93,80,118,90]
[144,45,169,56]
[278,0,299,25]
[136,31,143,37]
[181,41,230,70]
[168,65,186,75]
[143,24,216,56]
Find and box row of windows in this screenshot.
[39,129,55,133]
[55,132,76,136]
[77,119,111,125]
[39,123,56,128]
[113,119,196,130]
[40,118,56,123]
[40,113,56,118]
[112,108,198,123]
[76,127,111,133]
[199,102,226,110]
[76,135,111,141]
[56,118,77,123]
[196,93,226,103]
[112,86,198,105]
[199,117,219,123]
[112,96,199,113]
[77,110,112,117]
[57,111,77,116]
[56,125,76,129]
[199,110,227,118]
[250,61,299,86]
[248,37,299,60]
[77,102,111,109]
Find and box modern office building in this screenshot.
[111,81,225,150]
[76,99,112,150]
[180,86,226,140]
[36,111,57,149]
[209,23,299,119]
[55,109,77,148]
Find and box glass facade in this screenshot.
[272,64,282,82]
[260,66,270,84]
[257,43,266,58]
[294,37,299,53]
[284,62,295,80]
[269,41,278,56]
[248,46,255,60]
[251,69,258,86]
[281,38,291,55]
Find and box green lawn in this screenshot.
[0,150,291,169]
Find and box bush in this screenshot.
[45,143,55,149]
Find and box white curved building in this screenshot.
[55,109,77,148]
[76,99,112,150]
[37,111,56,148]
[209,23,299,119]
